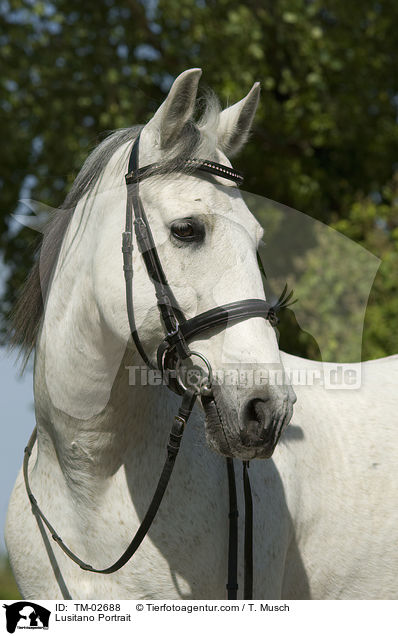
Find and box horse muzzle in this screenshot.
[201,381,296,460]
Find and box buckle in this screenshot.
[134,217,148,239]
[125,170,138,184]
[163,318,191,360]
[167,319,180,340]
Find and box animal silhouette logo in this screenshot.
[3,602,50,633]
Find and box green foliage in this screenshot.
[333,175,398,359]
[0,554,21,599]
[1,0,397,359]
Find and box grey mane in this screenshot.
[10,93,221,364]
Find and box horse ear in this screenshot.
[145,68,202,148]
[217,83,260,156]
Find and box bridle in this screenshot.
[123,133,279,390]
[23,132,284,600]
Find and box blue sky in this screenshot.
[0,347,34,554]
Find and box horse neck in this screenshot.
[33,150,177,491]
[34,321,179,491]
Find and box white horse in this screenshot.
[6,69,398,600]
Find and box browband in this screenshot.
[126,158,244,186]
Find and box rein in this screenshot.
[23,133,284,599]
[24,390,197,574]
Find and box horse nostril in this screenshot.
[246,398,265,422]
[241,398,273,446]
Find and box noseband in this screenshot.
[23,133,282,600]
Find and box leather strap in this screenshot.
[126,158,244,186]
[168,298,278,345]
[243,461,253,599]
[124,134,189,366]
[226,458,239,599]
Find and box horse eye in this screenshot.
[171,219,203,242]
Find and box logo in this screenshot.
[3,603,51,633]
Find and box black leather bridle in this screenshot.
[123,133,279,389]
[24,132,284,600]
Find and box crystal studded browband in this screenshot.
[125,158,244,186]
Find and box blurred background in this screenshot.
[0,0,397,597]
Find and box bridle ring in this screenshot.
[176,351,213,396]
